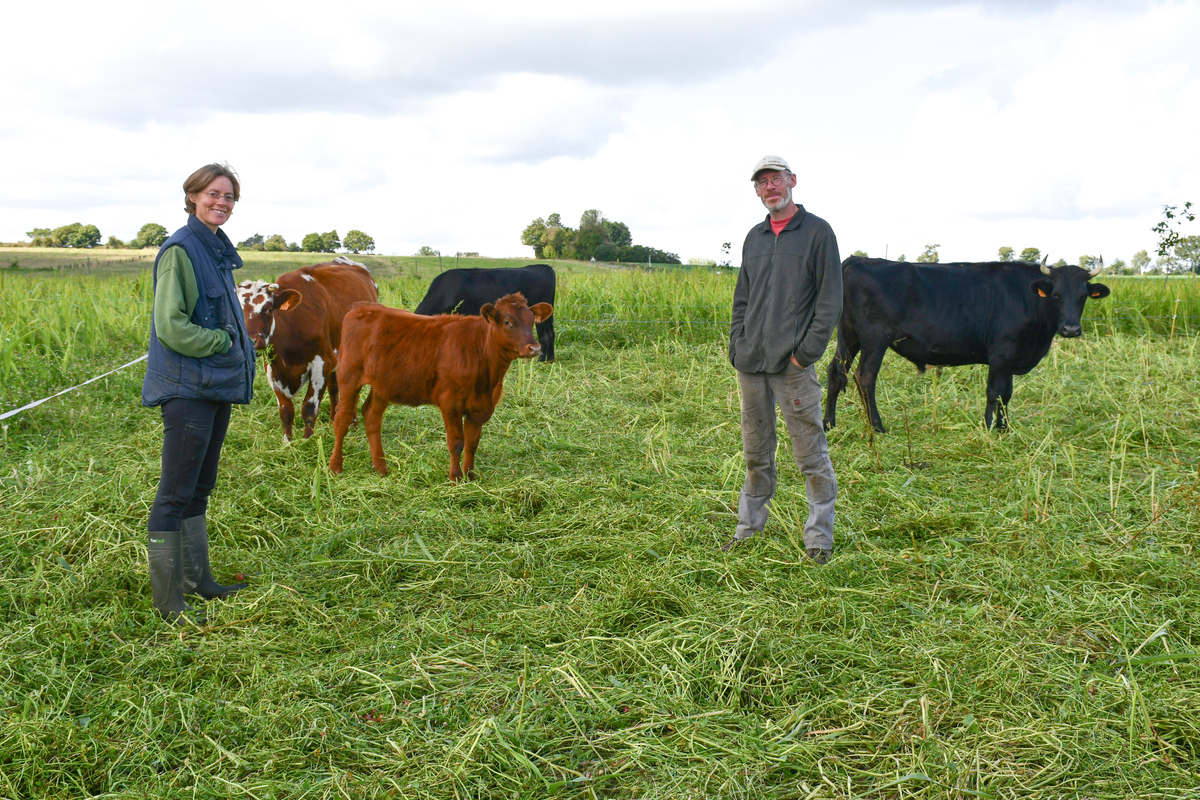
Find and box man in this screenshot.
[724,155,842,563]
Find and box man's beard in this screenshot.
[761,189,792,213]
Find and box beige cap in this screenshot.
[751,155,790,180]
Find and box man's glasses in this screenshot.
[753,173,790,189]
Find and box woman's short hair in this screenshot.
[183,163,241,215]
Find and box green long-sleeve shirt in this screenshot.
[153,245,232,357]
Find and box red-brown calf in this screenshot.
[328,293,553,480]
[237,257,378,441]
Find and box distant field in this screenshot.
[1,265,1198,798]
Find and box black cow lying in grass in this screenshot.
[824,256,1110,432]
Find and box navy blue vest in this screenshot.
[142,215,256,407]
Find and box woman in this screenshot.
[141,163,256,622]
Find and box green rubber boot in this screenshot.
[181,515,246,599]
[148,531,191,623]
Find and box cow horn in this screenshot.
[268,283,280,292]
[1090,255,1104,278]
[1040,254,1052,275]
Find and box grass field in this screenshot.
[1,262,1198,798]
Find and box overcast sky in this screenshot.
[3,0,1196,265]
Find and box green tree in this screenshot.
[851,250,868,257]
[46,223,99,248]
[998,246,1014,262]
[543,226,574,260]
[263,234,288,252]
[416,246,439,257]
[1152,201,1194,257]
[239,233,265,249]
[916,243,940,263]
[287,242,301,252]
[135,223,169,249]
[1173,235,1200,274]
[1078,255,1101,271]
[602,220,632,247]
[574,209,606,261]
[106,235,126,248]
[53,223,101,248]
[719,241,732,267]
[1108,258,1129,275]
[1155,253,1184,273]
[1019,247,1041,263]
[521,218,547,258]
[321,230,341,253]
[896,254,907,262]
[76,225,101,248]
[1052,258,1068,268]
[302,233,324,252]
[546,213,562,228]
[343,230,375,254]
[1131,249,1150,273]
[26,228,52,246]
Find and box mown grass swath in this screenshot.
[0,260,1198,798]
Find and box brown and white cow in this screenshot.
[237,256,378,441]
[328,293,553,481]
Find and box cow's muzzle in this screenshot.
[1059,323,1082,338]
[520,344,542,358]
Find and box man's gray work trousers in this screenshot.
[735,362,836,551]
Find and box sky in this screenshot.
[2,0,1197,265]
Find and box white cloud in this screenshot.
[1,0,1196,264]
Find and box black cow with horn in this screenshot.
[824,255,1110,433]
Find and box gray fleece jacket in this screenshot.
[729,204,842,374]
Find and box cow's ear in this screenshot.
[1088,283,1110,299]
[275,288,303,312]
[1031,279,1053,298]
[480,303,499,323]
[530,303,553,323]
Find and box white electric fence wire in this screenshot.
[0,355,148,422]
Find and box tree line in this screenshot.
[238,230,375,255]
[521,210,680,264]
[26,223,172,250]
[22,224,376,255]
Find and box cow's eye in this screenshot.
[505,320,513,327]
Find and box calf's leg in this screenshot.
[273,388,296,442]
[461,411,493,480]
[301,357,329,439]
[328,380,363,474]
[300,384,319,439]
[362,390,390,475]
[439,406,467,482]
[267,363,299,442]
[326,368,340,425]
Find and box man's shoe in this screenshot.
[806,548,830,565]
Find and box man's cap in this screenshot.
[751,155,790,180]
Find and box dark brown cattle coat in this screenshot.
[237,257,378,441]
[328,293,553,481]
